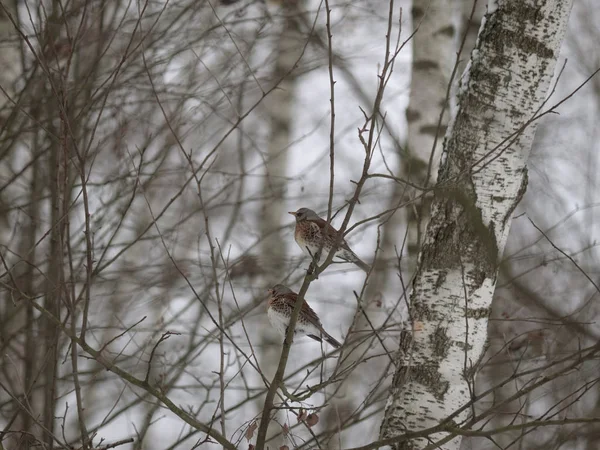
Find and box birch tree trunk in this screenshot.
[403,0,454,260]
[259,1,303,280]
[379,1,573,448]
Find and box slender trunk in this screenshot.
[328,4,456,445]
[403,0,454,261]
[379,1,573,449]
[41,146,61,449]
[258,2,303,271]
[21,153,40,442]
[257,1,304,445]
[42,17,68,438]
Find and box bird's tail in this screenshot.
[340,249,371,273]
[353,256,370,273]
[308,332,341,349]
[324,332,342,348]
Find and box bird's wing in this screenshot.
[301,300,323,328]
[308,220,322,236]
[282,292,322,328]
[312,217,338,236]
[310,217,350,247]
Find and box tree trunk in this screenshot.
[403,0,454,260]
[258,3,302,274]
[379,1,573,449]
[257,2,305,445]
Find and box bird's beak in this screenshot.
[288,211,296,216]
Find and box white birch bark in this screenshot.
[259,2,303,274]
[403,0,454,259]
[379,0,573,448]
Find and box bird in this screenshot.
[266,284,341,348]
[288,207,370,272]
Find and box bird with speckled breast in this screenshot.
[266,284,341,348]
[289,207,370,273]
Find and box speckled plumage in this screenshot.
[266,284,341,348]
[289,208,370,272]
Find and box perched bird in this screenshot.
[267,284,341,348]
[289,207,370,272]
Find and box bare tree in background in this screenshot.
[401,0,454,260]
[257,1,307,446]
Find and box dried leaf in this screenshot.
[245,421,258,441]
[283,423,290,437]
[306,413,319,427]
[248,445,255,450]
[280,446,290,450]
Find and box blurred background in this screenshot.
[0,0,599,449]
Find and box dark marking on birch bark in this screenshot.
[435,25,455,37]
[433,270,446,293]
[483,4,555,60]
[406,108,421,122]
[465,307,491,319]
[455,340,473,351]
[411,365,450,401]
[388,330,415,393]
[413,60,440,70]
[413,296,434,321]
[420,124,447,137]
[431,327,451,358]
[420,186,499,279]
[392,362,449,403]
[412,6,425,20]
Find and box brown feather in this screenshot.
[278,292,323,328]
